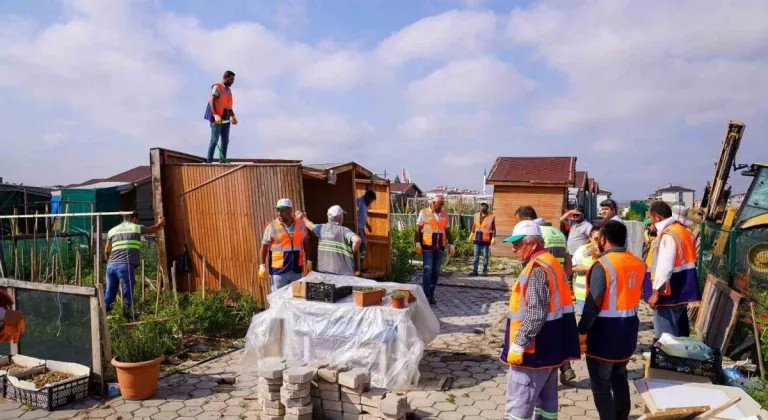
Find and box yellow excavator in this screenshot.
[698,120,768,281]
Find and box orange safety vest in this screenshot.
[420,207,448,251]
[472,212,495,245]
[642,222,700,306]
[211,82,233,117]
[585,251,645,362]
[500,251,580,368]
[268,218,306,275]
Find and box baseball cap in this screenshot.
[327,205,347,217]
[670,205,693,226]
[275,198,293,209]
[504,220,542,243]
[643,218,651,226]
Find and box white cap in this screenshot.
[671,205,693,226]
[276,198,293,209]
[504,220,542,243]
[327,205,346,217]
[533,218,546,226]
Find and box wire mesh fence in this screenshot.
[698,221,768,309]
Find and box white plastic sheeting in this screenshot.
[625,221,644,259]
[241,272,440,389]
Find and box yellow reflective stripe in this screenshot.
[534,408,558,420]
[318,241,354,258]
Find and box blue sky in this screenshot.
[2,0,768,200]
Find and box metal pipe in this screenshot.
[0,211,134,219]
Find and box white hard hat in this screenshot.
[671,205,693,226]
[276,198,293,209]
[327,205,346,217]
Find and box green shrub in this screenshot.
[386,227,416,283]
[109,315,180,363]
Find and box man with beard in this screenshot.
[204,70,238,163]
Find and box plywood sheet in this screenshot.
[695,274,741,353]
[645,380,744,419]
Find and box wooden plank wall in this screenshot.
[491,185,567,257]
[355,178,391,274]
[162,164,303,303]
[301,171,356,266]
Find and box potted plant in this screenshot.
[109,316,179,400]
[397,288,416,303]
[391,291,406,309]
[353,287,385,307]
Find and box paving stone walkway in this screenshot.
[0,272,654,419]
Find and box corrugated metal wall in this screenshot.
[160,163,303,301]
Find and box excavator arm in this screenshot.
[700,121,746,223]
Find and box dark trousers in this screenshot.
[422,251,444,297]
[586,357,630,420]
[653,305,690,340]
[206,122,231,162]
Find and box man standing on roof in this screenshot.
[643,201,701,340]
[298,205,362,276]
[469,202,496,277]
[514,205,576,384]
[259,199,310,292]
[104,211,165,317]
[416,195,455,305]
[204,70,238,164]
[579,221,645,420]
[356,191,377,271]
[501,220,580,420]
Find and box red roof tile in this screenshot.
[391,183,417,193]
[75,166,150,187]
[487,157,576,186]
[574,171,588,188]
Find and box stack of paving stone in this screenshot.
[259,357,288,420]
[282,365,315,420]
[311,365,409,420]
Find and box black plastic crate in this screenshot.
[6,374,90,411]
[306,282,353,303]
[650,345,723,383]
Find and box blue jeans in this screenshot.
[105,263,136,316]
[422,251,444,297]
[653,305,690,340]
[206,122,231,162]
[271,271,303,293]
[472,244,490,273]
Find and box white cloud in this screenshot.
[256,113,375,148]
[375,10,499,66]
[296,51,371,91]
[406,57,535,109]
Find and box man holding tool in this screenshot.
[204,70,238,163]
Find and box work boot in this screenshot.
[468,271,478,277]
[482,270,488,276]
[560,367,576,384]
[428,295,437,305]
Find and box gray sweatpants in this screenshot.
[505,366,558,420]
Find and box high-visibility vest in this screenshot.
[211,82,233,117]
[268,218,306,275]
[642,222,700,306]
[420,208,448,251]
[573,242,598,302]
[540,225,567,267]
[107,222,142,265]
[472,212,495,245]
[500,251,580,368]
[585,251,645,362]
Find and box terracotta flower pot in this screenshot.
[391,297,406,309]
[111,355,165,400]
[397,289,416,303]
[353,288,385,307]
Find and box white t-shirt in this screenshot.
[417,209,443,225]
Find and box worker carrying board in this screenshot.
[204,70,238,163]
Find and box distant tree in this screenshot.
[393,175,401,183]
[624,208,644,222]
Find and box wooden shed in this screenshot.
[486,157,577,257]
[150,148,304,302]
[301,163,391,278]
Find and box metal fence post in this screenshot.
[727,227,738,288]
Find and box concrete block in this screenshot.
[317,365,346,383]
[261,391,282,401]
[343,414,363,420]
[285,404,313,415]
[340,388,362,404]
[284,367,315,384]
[324,410,343,420]
[360,388,388,408]
[319,380,340,391]
[259,376,284,386]
[338,368,370,390]
[262,398,285,409]
[281,387,311,400]
[261,415,284,420]
[259,383,282,393]
[341,382,368,395]
[379,394,406,417]
[312,397,323,411]
[260,362,287,380]
[285,414,313,420]
[313,409,325,419]
[263,406,286,416]
[283,395,312,408]
[310,386,321,397]
[342,402,363,414]
[322,389,341,401]
[282,381,311,392]
[360,415,384,420]
[323,399,342,412]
